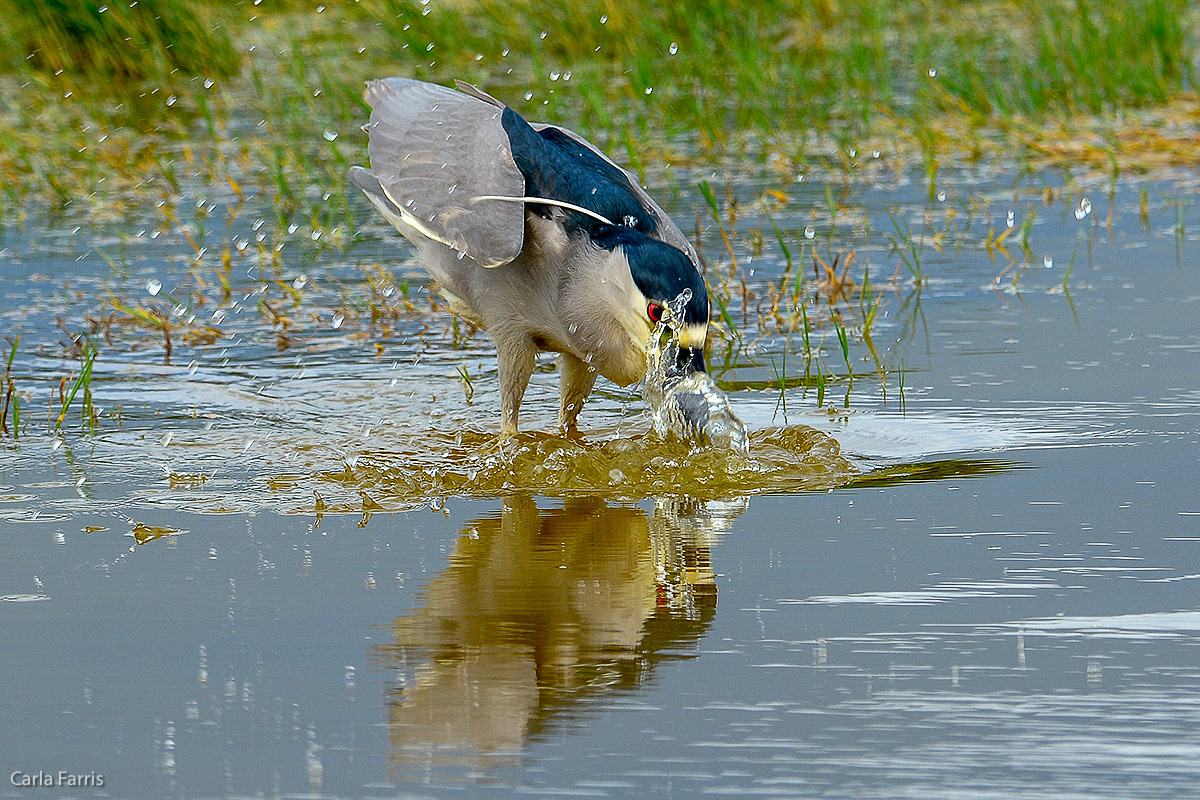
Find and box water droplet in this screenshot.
[539,30,547,39]
[1043,255,1053,269]
[146,278,162,296]
[524,91,533,101]
[669,42,679,55]
[549,71,560,81]
[937,190,946,202]
[51,439,63,452]
[599,14,607,23]
[563,71,572,81]
[1080,197,1092,217]
[322,129,338,141]
[1006,210,1016,228]
[425,42,434,50]
[331,312,345,330]
[165,95,177,107]
[203,78,214,89]
[804,226,816,239]
[161,432,173,447]
[872,150,881,158]
[502,48,509,57]
[644,87,653,95]
[187,361,198,376]
[1074,207,1086,220]
[928,68,937,77]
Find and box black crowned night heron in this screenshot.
[349,78,708,435]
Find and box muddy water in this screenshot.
[1,160,1199,798]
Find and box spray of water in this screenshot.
[641,290,750,454]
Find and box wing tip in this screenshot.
[365,77,495,110]
[453,80,505,108]
[347,164,381,193]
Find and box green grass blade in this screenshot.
[54,340,96,432]
[698,180,720,220]
[710,284,742,345]
[5,334,17,373]
[763,206,792,271]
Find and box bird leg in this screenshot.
[557,352,598,434]
[496,336,536,437]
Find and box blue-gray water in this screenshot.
[1,157,1199,798]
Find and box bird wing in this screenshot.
[362,78,526,268]
[529,122,702,270]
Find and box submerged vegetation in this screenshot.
[0,0,1196,443]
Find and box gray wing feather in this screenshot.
[348,165,400,215]
[530,122,701,270]
[362,78,526,268]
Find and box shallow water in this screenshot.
[2,157,1199,798]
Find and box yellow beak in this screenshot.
[678,322,708,350]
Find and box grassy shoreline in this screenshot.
[0,0,1196,217]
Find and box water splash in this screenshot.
[313,425,850,509]
[641,290,750,454]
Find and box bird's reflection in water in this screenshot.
[377,495,744,773]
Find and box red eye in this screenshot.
[647,302,665,323]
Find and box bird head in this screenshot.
[591,227,709,377]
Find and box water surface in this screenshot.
[1,158,1199,798]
